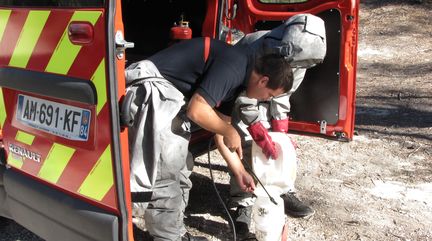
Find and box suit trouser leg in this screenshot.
[145,111,192,241]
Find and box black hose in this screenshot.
[207,139,237,241]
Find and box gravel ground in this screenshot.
[177,1,432,240]
[0,218,43,241]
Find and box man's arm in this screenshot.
[187,92,243,158]
[213,113,255,193]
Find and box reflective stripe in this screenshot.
[15,130,35,145]
[7,130,35,169]
[38,143,75,183]
[45,11,101,74]
[0,10,12,43]
[78,145,113,201]
[9,11,50,68]
[7,155,23,169]
[0,87,6,127]
[91,59,106,114]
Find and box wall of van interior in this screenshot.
[122,0,207,64]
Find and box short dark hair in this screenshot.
[254,53,293,92]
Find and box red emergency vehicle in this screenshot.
[0,0,359,240]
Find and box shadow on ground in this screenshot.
[361,0,429,8]
[185,171,235,239]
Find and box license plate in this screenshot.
[16,94,91,141]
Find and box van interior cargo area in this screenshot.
[121,1,342,139]
[121,0,207,63]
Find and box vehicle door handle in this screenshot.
[116,39,134,50]
[115,30,134,59]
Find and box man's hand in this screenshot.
[247,121,278,159]
[235,169,256,193]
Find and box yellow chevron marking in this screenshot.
[9,10,50,68]
[0,10,12,43]
[91,59,106,114]
[78,145,114,201]
[15,131,35,146]
[45,11,101,74]
[7,154,24,169]
[38,143,75,184]
[0,87,6,128]
[6,131,36,169]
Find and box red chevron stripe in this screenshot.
[26,11,74,72]
[0,10,28,66]
[2,124,18,164]
[67,14,106,80]
[101,186,118,210]
[1,89,18,144]
[55,103,111,191]
[2,88,15,123]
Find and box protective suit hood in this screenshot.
[263,14,327,68]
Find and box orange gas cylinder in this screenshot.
[170,20,192,41]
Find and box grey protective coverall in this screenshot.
[230,13,327,207]
[235,13,327,126]
[126,60,193,240]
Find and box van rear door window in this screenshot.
[0,0,104,7]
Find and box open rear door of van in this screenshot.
[220,0,359,141]
[0,0,132,240]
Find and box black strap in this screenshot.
[131,191,153,202]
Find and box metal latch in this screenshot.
[115,30,134,59]
[320,120,327,134]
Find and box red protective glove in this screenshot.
[247,122,278,160]
[271,118,289,133]
[272,118,298,149]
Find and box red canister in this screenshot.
[170,20,192,41]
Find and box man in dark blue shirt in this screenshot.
[126,37,293,241]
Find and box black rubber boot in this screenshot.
[280,192,315,218]
[233,206,257,240]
